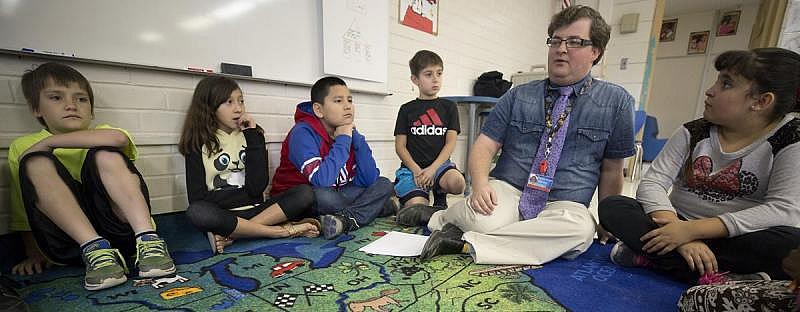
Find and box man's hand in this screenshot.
[469,180,497,215]
[676,241,718,275]
[334,123,355,137]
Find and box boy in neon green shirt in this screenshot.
[8,63,175,290]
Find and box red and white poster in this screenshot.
[399,0,438,35]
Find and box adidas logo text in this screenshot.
[410,125,448,135]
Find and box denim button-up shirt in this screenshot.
[481,75,635,207]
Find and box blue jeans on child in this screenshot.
[311,177,395,227]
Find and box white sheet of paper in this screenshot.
[358,231,429,257]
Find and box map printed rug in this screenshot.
[8,214,687,311]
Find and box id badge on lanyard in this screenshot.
[527,173,553,192]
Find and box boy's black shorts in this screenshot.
[18,147,151,265]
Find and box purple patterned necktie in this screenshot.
[518,86,574,220]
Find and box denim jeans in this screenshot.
[311,177,394,227]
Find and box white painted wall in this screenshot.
[780,0,800,52]
[602,0,657,108]
[0,0,552,235]
[572,0,658,108]
[648,3,758,138]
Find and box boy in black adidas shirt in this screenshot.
[394,50,465,227]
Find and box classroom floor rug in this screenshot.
[8,213,688,311]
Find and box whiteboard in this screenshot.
[323,0,388,82]
[0,0,388,93]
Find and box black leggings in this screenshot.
[186,184,315,236]
[599,195,800,283]
[19,148,149,265]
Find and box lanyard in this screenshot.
[538,78,593,174]
[539,94,573,174]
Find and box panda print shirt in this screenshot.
[204,130,247,191]
[184,128,268,210]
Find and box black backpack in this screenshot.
[473,71,512,98]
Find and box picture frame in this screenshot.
[399,0,438,35]
[660,18,677,42]
[717,10,741,36]
[687,31,710,54]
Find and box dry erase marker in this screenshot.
[41,50,75,57]
[20,48,74,57]
[187,66,214,73]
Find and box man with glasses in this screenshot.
[421,5,635,265]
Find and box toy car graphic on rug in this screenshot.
[12,218,564,311]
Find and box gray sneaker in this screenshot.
[135,235,176,278]
[83,247,128,290]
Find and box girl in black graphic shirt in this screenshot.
[179,76,318,254]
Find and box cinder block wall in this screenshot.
[0,0,551,235]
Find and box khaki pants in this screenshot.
[427,179,596,265]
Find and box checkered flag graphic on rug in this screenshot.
[304,284,335,294]
[274,293,297,308]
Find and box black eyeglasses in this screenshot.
[546,37,593,48]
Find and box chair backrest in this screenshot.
[644,115,659,137]
[634,110,647,136]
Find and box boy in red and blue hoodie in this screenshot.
[271,77,395,239]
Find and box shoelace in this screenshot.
[698,271,731,285]
[86,249,127,272]
[136,239,167,264]
[347,216,360,231]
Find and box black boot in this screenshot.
[421,223,465,261]
[439,223,463,236]
[396,204,443,227]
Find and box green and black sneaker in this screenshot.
[82,240,128,291]
[135,234,176,278]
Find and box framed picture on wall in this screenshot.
[399,0,438,35]
[717,10,741,36]
[660,18,677,42]
[687,31,710,54]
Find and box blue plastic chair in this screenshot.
[634,110,647,136]
[642,115,668,162]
